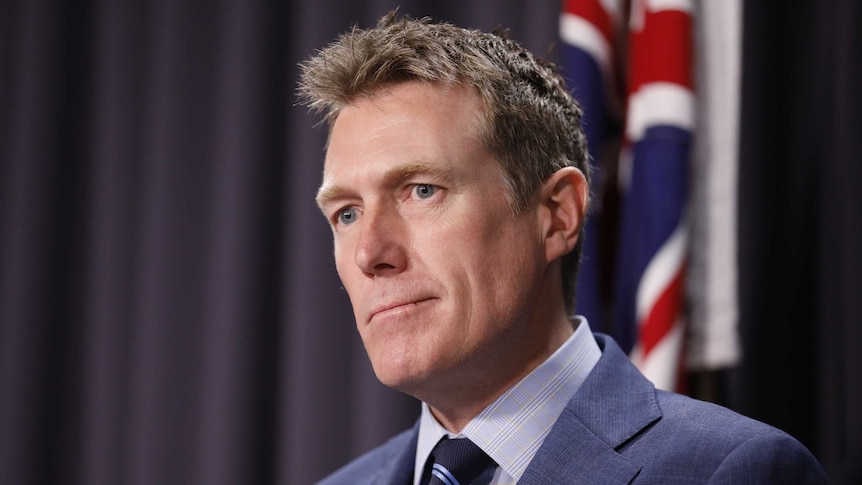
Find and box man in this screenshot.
[299,12,828,485]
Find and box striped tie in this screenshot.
[424,437,496,485]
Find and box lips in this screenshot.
[368,297,436,323]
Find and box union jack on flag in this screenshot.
[560,0,693,392]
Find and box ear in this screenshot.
[538,167,588,263]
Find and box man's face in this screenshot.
[317,82,551,401]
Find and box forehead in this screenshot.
[321,81,490,178]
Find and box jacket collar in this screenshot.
[519,333,661,484]
[360,421,418,485]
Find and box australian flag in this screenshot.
[560,0,693,392]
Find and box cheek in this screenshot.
[476,223,543,297]
[333,236,356,278]
[446,230,526,305]
[333,242,364,307]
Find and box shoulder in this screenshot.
[316,427,416,485]
[629,390,829,483]
[581,335,828,482]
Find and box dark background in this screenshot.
[0,0,859,483]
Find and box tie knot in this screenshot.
[427,438,496,485]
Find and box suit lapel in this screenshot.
[360,421,419,485]
[519,409,642,484]
[520,334,661,484]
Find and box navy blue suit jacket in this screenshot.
[318,334,828,484]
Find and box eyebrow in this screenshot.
[315,161,459,210]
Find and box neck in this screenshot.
[426,308,575,433]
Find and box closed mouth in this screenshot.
[369,297,436,322]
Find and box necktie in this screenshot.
[424,437,497,485]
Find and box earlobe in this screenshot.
[540,167,588,263]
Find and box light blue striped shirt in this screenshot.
[413,317,601,484]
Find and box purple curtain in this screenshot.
[0,0,858,483]
[0,1,559,483]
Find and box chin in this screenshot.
[372,359,420,388]
[369,354,436,395]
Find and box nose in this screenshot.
[354,206,408,276]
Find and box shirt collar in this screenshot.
[413,317,601,484]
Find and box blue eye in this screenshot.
[414,184,436,199]
[338,207,357,225]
